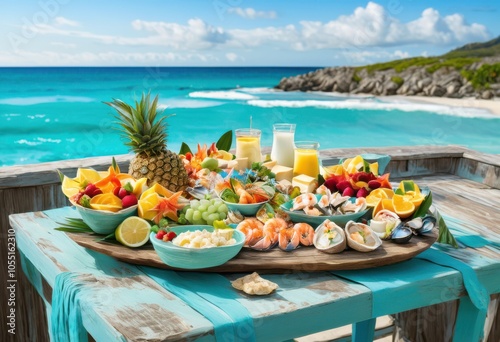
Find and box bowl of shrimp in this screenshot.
[280,193,369,227]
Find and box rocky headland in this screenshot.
[276,37,500,100]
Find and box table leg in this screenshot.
[453,296,486,342]
[352,318,376,342]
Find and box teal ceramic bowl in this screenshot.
[150,225,245,269]
[222,200,269,216]
[73,202,138,235]
[280,194,368,228]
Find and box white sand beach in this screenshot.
[386,95,500,115]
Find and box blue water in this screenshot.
[1,67,499,167]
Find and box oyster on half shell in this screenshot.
[345,220,382,252]
[313,219,346,254]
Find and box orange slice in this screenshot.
[61,176,82,198]
[392,194,415,219]
[132,178,149,197]
[140,183,173,200]
[366,188,393,207]
[381,198,396,212]
[90,193,122,212]
[75,168,101,184]
[138,193,160,221]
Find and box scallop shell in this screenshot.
[371,209,402,239]
[313,219,346,254]
[231,272,278,295]
[345,220,382,252]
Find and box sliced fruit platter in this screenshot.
[57,93,453,272]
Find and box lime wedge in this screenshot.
[115,216,151,247]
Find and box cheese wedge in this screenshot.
[271,165,293,182]
[292,174,318,193]
[262,160,277,169]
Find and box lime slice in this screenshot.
[115,216,151,247]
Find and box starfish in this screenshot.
[150,191,186,224]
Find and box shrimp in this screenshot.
[279,228,300,251]
[263,218,287,242]
[237,189,256,204]
[292,193,318,211]
[317,194,330,208]
[303,206,322,216]
[248,218,286,250]
[236,218,264,246]
[293,223,315,246]
[316,184,329,196]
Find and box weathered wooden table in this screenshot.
[8,146,500,341]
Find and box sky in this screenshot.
[0,0,499,67]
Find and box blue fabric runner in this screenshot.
[50,272,88,342]
[332,247,490,317]
[415,248,489,314]
[140,266,256,342]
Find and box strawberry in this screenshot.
[368,180,381,190]
[121,194,138,208]
[84,183,102,197]
[336,180,351,193]
[156,230,166,240]
[342,187,355,197]
[163,231,177,242]
[117,188,129,199]
[357,187,370,198]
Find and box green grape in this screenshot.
[217,204,228,214]
[207,205,217,214]
[208,213,219,222]
[193,219,204,225]
[218,212,227,220]
[200,199,210,207]
[201,211,210,221]
[185,208,194,222]
[190,200,200,209]
[193,210,202,221]
[198,204,208,212]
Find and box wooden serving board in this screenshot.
[68,229,437,273]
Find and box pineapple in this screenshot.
[105,93,189,192]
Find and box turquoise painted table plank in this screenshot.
[10,205,500,342]
[10,209,216,342]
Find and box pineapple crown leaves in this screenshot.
[104,92,174,156]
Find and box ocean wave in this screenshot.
[0,95,95,105]
[159,99,224,109]
[15,137,62,146]
[189,90,257,100]
[246,99,497,119]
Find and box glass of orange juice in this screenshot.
[293,141,320,177]
[235,128,262,167]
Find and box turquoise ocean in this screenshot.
[1,67,499,167]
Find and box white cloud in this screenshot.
[50,42,76,48]
[53,17,79,27]
[24,3,488,51]
[225,52,238,62]
[227,7,277,19]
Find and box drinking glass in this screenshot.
[235,129,262,168]
[293,141,320,177]
[270,123,296,167]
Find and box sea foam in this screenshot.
[0,95,95,105]
[246,99,497,119]
[189,90,257,100]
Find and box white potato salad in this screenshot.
[172,229,236,248]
